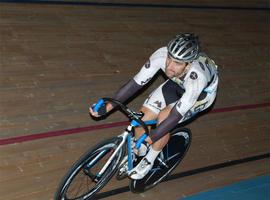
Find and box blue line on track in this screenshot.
[180,174,270,200]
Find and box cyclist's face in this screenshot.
[165,56,188,78]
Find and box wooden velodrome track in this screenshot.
[0,0,270,199]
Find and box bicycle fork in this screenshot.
[95,131,129,179]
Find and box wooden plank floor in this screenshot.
[0,1,270,199]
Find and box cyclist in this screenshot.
[89,33,219,180]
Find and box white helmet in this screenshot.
[167,33,200,62]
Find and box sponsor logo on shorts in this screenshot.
[153,100,162,108]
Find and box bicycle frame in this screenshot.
[92,97,157,178]
[96,119,157,178]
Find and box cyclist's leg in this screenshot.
[134,106,158,139]
[150,91,217,152]
[134,80,171,139]
[130,81,184,179]
[130,106,172,180]
[116,106,158,180]
[117,91,162,178]
[131,87,217,179]
[136,106,171,152]
[136,79,186,149]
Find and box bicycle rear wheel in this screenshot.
[55,137,125,200]
[129,127,191,193]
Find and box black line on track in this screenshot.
[94,152,270,199]
[1,0,270,11]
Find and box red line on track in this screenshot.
[0,102,269,146]
[209,102,270,113]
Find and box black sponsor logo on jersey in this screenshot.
[199,62,205,71]
[190,71,198,80]
[205,59,213,76]
[194,101,208,112]
[183,110,193,121]
[144,59,151,69]
[140,77,151,85]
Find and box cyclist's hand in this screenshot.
[89,106,103,118]
[89,101,113,118]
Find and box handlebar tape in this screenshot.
[92,98,105,112]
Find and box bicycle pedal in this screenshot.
[116,164,129,180]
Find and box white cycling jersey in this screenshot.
[133,47,218,117]
[112,46,219,142]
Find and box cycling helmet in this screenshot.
[167,33,200,62]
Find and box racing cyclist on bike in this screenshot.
[89,33,219,180]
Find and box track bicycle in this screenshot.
[55,97,192,199]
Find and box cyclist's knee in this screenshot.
[140,106,158,121]
[157,106,173,125]
[134,106,158,137]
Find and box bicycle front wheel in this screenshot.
[129,128,191,193]
[55,137,125,200]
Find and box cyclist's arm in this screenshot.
[112,78,142,103]
[91,47,166,116]
[149,71,207,143]
[90,55,163,117]
[113,51,165,103]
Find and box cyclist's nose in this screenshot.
[166,60,175,70]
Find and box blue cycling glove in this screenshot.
[92,99,107,116]
[96,103,107,116]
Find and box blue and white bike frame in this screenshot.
[92,98,157,177]
[126,119,157,171]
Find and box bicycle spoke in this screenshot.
[66,172,88,198]
[145,166,162,184]
[55,137,124,200]
[76,176,86,197]
[129,130,192,193]
[157,157,169,168]
[166,152,181,162]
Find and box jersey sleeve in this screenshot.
[175,71,208,116]
[112,78,143,103]
[133,48,166,86]
[113,48,166,103]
